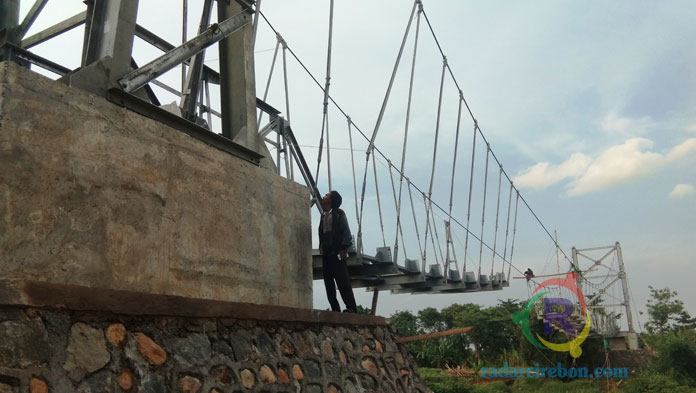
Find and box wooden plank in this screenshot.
[395,327,474,343]
[512,268,597,279]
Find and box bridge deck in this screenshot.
[312,247,510,294]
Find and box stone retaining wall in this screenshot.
[0,282,430,393]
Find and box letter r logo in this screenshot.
[542,298,576,335]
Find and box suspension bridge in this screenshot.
[0,0,638,323]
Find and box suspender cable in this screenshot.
[358,0,418,255]
[418,4,576,270]
[260,9,555,278]
[347,117,360,228]
[508,191,520,281]
[372,154,387,247]
[198,82,205,123]
[276,125,282,175]
[491,165,503,276]
[407,180,424,266]
[280,34,294,180]
[445,93,464,278]
[421,56,447,273]
[501,181,513,275]
[423,196,441,269]
[204,79,212,129]
[260,8,571,277]
[281,128,291,178]
[260,9,512,267]
[446,221,458,272]
[463,121,477,272]
[314,0,335,190]
[430,208,446,271]
[387,160,408,259]
[477,145,490,277]
[393,3,422,265]
[325,114,332,190]
[257,38,280,128]
[252,0,262,47]
[182,0,188,91]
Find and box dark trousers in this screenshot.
[322,254,357,312]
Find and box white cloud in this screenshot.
[669,184,696,199]
[514,137,696,196]
[514,153,592,189]
[667,138,696,161]
[599,111,653,136]
[567,138,663,195]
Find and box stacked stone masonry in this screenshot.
[0,306,431,393]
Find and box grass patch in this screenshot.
[420,367,475,393]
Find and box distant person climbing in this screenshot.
[319,190,357,313]
[524,268,535,282]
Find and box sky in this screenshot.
[19,0,696,331]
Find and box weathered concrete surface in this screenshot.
[0,62,312,308]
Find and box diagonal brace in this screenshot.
[119,9,251,93]
[17,0,49,39]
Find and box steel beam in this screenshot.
[82,0,139,79]
[0,0,20,61]
[22,11,86,49]
[134,24,175,51]
[134,24,221,86]
[130,57,160,106]
[615,242,635,333]
[217,0,258,149]
[179,0,214,121]
[107,88,262,164]
[119,10,251,93]
[10,44,70,75]
[17,0,49,39]
[283,123,323,213]
[0,0,20,33]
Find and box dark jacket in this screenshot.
[318,209,352,256]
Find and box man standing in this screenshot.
[319,191,357,313]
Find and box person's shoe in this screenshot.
[342,308,356,313]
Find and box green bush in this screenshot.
[649,331,696,387]
[420,368,474,393]
[620,371,695,393]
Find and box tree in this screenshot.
[355,305,371,315]
[418,307,446,333]
[454,304,521,361]
[645,286,696,334]
[441,303,480,329]
[389,310,418,337]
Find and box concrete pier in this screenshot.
[0,61,312,309]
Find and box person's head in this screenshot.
[330,191,342,209]
[321,193,331,211]
[321,190,343,211]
